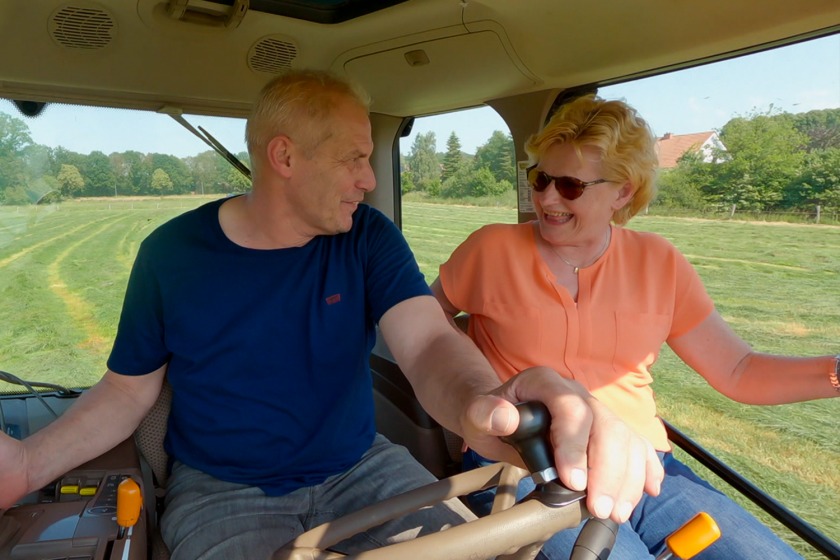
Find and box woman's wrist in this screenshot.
[830,354,840,392]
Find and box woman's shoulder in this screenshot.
[461,222,531,248]
[445,222,531,271]
[615,226,680,255]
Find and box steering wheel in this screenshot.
[271,402,617,560]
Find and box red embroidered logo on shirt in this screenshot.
[326,294,341,305]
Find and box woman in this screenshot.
[430,94,839,560]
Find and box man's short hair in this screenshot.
[246,69,371,165]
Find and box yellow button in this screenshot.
[80,487,97,496]
[60,485,80,494]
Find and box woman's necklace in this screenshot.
[549,228,611,274]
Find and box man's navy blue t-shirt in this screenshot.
[107,198,431,495]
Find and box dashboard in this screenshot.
[0,393,149,560]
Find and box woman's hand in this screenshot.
[459,366,663,524]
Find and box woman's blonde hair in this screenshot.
[524,94,658,225]
[246,69,371,167]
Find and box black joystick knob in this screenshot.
[499,401,558,484]
[571,517,619,560]
[501,403,619,560]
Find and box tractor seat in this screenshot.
[133,377,173,560]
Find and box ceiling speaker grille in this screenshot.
[249,37,298,74]
[51,6,115,50]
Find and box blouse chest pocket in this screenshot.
[613,311,672,384]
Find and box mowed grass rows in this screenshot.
[0,199,202,387]
[1,198,838,557]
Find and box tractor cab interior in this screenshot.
[1,0,839,559]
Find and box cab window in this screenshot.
[399,109,518,283]
[397,34,840,556]
[0,101,246,391]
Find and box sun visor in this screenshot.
[341,26,539,116]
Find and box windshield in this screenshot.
[0,102,247,393]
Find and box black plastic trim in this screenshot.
[391,116,414,230]
[244,0,411,24]
[12,100,48,117]
[369,353,439,429]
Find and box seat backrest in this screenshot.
[370,314,472,478]
[134,377,173,488]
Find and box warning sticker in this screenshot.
[517,161,534,213]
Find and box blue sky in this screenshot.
[2,34,838,159]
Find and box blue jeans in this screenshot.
[463,449,803,560]
[162,434,476,560]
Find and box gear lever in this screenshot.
[501,401,619,560]
[117,478,143,539]
[500,400,558,484]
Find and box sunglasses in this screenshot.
[526,166,608,200]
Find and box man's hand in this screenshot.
[0,367,166,512]
[0,431,31,509]
[460,366,663,525]
[380,297,662,522]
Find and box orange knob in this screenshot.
[117,478,143,528]
[665,512,721,559]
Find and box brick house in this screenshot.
[655,131,726,169]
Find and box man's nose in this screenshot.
[358,161,376,192]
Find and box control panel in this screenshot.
[0,395,148,560]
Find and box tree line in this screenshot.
[3,105,838,212]
[657,107,840,213]
[0,113,251,205]
[405,107,840,213]
[402,130,516,198]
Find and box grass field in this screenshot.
[1,197,838,557]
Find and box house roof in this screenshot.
[655,131,716,168]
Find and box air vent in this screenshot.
[248,36,298,74]
[49,4,116,50]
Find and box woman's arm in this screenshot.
[667,310,837,404]
[430,276,463,327]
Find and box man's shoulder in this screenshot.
[144,197,224,248]
[351,203,389,229]
[341,203,399,244]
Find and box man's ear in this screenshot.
[612,181,637,211]
[266,135,294,179]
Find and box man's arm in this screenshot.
[668,310,838,404]
[0,364,166,509]
[379,295,663,523]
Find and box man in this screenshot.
[0,70,663,559]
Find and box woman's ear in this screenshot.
[612,181,637,210]
[266,135,294,179]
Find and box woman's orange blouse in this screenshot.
[439,222,715,451]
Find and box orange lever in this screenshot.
[117,478,143,529]
[664,512,721,559]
